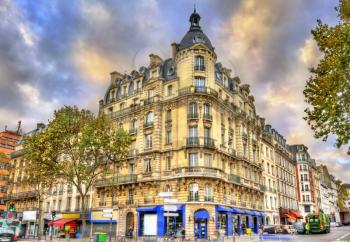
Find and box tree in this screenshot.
[335,179,349,210]
[303,0,350,154]
[22,130,60,239]
[45,106,131,237]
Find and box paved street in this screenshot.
[16,227,350,242]
[233,226,350,242]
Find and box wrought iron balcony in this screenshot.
[229,174,241,184]
[7,191,36,200]
[126,199,134,205]
[187,112,199,119]
[143,122,154,128]
[186,137,200,146]
[179,86,218,98]
[107,104,141,119]
[128,149,138,158]
[203,137,215,148]
[194,65,205,71]
[203,113,212,121]
[95,174,138,187]
[173,166,226,181]
[204,196,214,202]
[98,201,106,207]
[129,128,137,135]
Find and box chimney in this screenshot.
[171,43,178,60]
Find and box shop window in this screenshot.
[218,213,228,233]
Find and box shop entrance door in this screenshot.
[195,219,207,239]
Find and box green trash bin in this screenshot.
[95,232,107,242]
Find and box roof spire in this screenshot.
[194,3,196,13]
[189,5,201,30]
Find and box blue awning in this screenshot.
[258,212,266,217]
[194,210,209,219]
[232,208,244,214]
[245,210,254,215]
[217,205,231,213]
[136,206,158,212]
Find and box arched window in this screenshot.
[194,55,205,71]
[145,112,154,126]
[205,184,213,201]
[189,183,199,201]
[188,102,198,118]
[164,184,171,192]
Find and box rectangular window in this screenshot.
[66,197,71,211]
[128,163,135,174]
[166,130,172,144]
[253,149,256,162]
[148,89,155,98]
[204,154,212,167]
[144,159,152,173]
[165,157,171,171]
[128,189,134,203]
[195,56,205,70]
[145,134,152,149]
[189,126,198,137]
[243,144,247,157]
[76,196,80,210]
[189,153,198,167]
[167,85,173,96]
[204,127,211,138]
[194,77,205,88]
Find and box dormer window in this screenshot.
[194,55,205,71]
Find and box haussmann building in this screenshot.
[97,9,268,239]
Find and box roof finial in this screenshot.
[194,3,196,13]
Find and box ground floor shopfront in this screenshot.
[108,204,265,238]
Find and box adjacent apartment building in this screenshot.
[0,126,21,214]
[290,145,321,218]
[263,125,300,225]
[97,9,266,239]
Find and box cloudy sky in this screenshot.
[1,0,349,181]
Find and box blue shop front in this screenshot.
[137,205,185,236]
[216,205,265,236]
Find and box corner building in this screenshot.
[98,10,265,238]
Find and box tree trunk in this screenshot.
[81,195,87,238]
[37,198,44,240]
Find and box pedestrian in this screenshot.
[305,221,310,235]
[181,227,186,242]
[128,226,133,238]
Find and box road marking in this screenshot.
[336,232,350,241]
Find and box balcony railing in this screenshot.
[204,196,214,202]
[7,191,36,200]
[229,174,241,184]
[203,137,215,148]
[98,202,106,207]
[128,149,138,157]
[129,128,137,134]
[107,104,141,119]
[173,166,226,181]
[126,199,134,205]
[143,122,154,128]
[95,174,138,187]
[179,86,218,98]
[194,65,205,71]
[203,113,212,121]
[187,112,199,119]
[185,137,215,148]
[188,194,199,202]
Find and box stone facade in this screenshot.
[97,9,265,239]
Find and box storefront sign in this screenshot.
[159,192,173,197]
[90,211,118,222]
[164,205,178,212]
[23,211,37,221]
[61,213,80,219]
[103,209,113,213]
[164,198,178,203]
[164,213,179,217]
[103,213,113,218]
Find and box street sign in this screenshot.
[102,213,113,218]
[164,213,179,217]
[164,205,178,212]
[158,192,173,197]
[103,209,113,213]
[164,198,178,203]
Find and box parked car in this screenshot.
[285,225,297,234]
[0,228,17,242]
[330,222,342,227]
[293,222,305,234]
[263,225,283,234]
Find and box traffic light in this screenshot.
[51,210,56,219]
[8,203,15,212]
